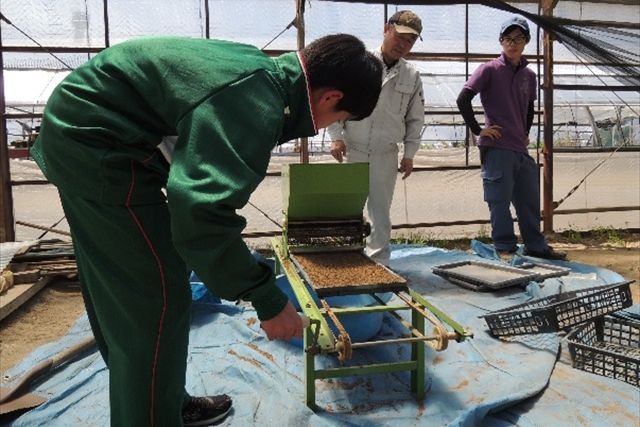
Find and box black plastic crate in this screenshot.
[482,281,634,336]
[566,314,639,387]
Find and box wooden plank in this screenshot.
[12,270,41,285]
[0,276,52,322]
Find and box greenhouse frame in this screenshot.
[1,0,638,242]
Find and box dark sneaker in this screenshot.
[523,247,567,260]
[496,248,517,259]
[182,394,232,426]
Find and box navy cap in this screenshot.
[500,16,530,41]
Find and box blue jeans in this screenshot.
[480,147,549,252]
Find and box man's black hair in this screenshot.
[302,34,383,121]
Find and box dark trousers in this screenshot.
[59,190,191,427]
[480,147,549,252]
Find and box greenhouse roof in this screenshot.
[2,1,638,113]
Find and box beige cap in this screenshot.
[389,10,423,40]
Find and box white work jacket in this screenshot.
[327,48,424,158]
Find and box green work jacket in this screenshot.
[31,37,317,320]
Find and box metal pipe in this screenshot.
[551,206,640,215]
[15,220,71,237]
[464,2,470,166]
[204,0,210,39]
[554,85,640,91]
[1,46,104,53]
[371,294,425,339]
[103,0,110,48]
[347,335,449,349]
[0,16,16,242]
[4,113,44,119]
[2,45,634,69]
[395,291,445,330]
[542,0,555,233]
[295,0,309,165]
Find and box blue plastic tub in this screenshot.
[195,251,390,346]
[189,271,221,304]
[275,274,389,345]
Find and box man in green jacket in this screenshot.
[31,34,382,426]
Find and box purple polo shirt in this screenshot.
[464,52,537,153]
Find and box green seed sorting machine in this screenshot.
[271,163,472,409]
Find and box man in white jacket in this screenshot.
[328,10,424,266]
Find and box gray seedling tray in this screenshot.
[518,262,571,281]
[432,260,541,291]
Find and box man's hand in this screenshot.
[330,140,347,163]
[479,125,502,140]
[400,158,413,180]
[260,301,304,341]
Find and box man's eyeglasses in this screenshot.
[501,36,526,45]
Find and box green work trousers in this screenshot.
[59,190,192,427]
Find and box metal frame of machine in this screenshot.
[273,163,472,409]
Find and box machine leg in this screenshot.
[304,327,317,409]
[274,255,281,275]
[411,303,425,400]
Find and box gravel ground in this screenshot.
[8,149,640,244]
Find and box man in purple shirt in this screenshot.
[457,16,566,260]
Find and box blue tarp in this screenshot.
[2,244,638,426]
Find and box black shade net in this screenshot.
[322,0,640,89]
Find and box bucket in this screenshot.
[189,271,221,304]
